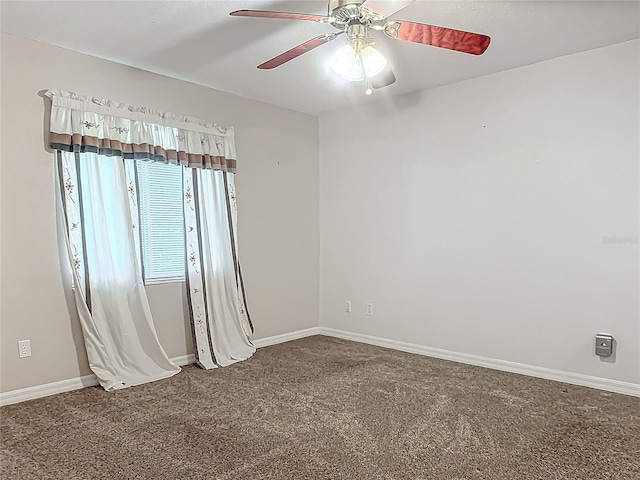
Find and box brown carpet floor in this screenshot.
[1,336,639,479]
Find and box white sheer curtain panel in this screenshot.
[184,169,255,368]
[57,150,180,390]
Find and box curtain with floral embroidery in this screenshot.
[57,150,180,390]
[49,90,254,385]
[46,90,237,171]
[184,169,255,369]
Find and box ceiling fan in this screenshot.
[230,0,491,94]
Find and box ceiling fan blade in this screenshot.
[360,0,416,19]
[370,66,396,89]
[257,33,342,70]
[384,21,491,55]
[230,10,327,22]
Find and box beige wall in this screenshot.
[0,33,320,392]
[319,40,640,384]
[3,32,638,395]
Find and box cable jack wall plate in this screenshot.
[595,334,613,357]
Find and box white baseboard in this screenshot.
[0,374,100,407]
[171,354,196,367]
[252,327,320,348]
[0,329,317,406]
[0,353,197,407]
[3,326,637,405]
[318,327,640,398]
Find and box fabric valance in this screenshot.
[45,90,238,172]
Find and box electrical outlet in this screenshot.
[18,340,31,358]
[345,301,352,313]
[366,303,373,316]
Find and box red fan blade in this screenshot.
[384,21,491,55]
[230,10,327,22]
[370,66,396,89]
[257,33,342,69]
[360,0,416,18]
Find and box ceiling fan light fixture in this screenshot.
[361,45,387,78]
[329,42,387,82]
[329,43,364,81]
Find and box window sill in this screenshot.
[144,276,186,286]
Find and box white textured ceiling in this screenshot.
[1,1,639,115]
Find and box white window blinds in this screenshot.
[136,161,185,283]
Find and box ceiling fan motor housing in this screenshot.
[328,0,366,24]
[327,0,386,32]
[328,0,364,15]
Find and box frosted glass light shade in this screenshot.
[329,44,363,81]
[361,45,387,78]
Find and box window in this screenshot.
[136,161,185,283]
